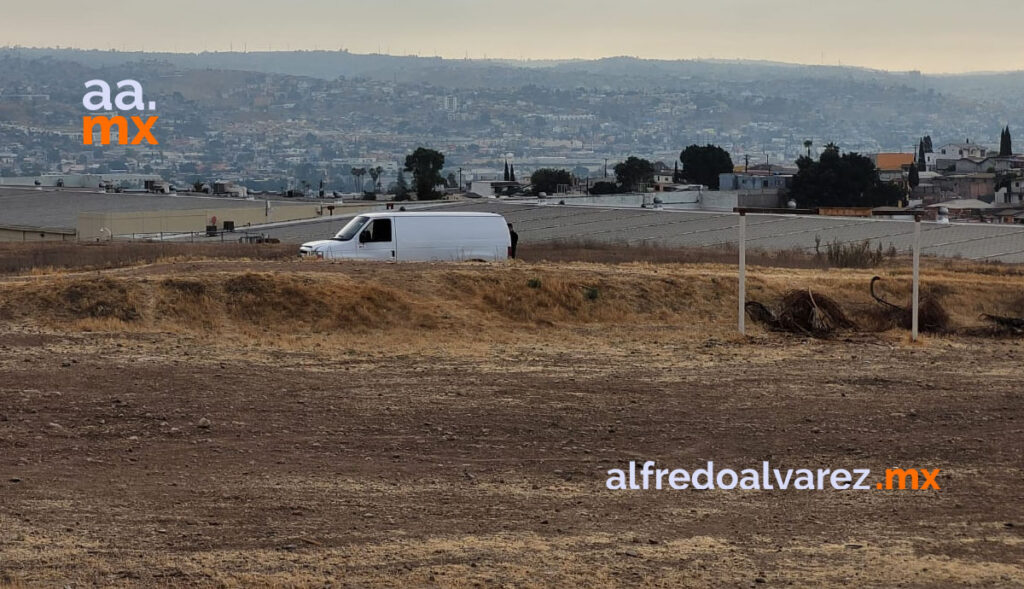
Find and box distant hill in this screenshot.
[2,47,1021,163]
[5,46,1023,103]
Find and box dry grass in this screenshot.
[519,239,829,268]
[0,260,1022,340]
[0,242,295,275]
[2,239,1021,277]
[0,240,1020,340]
[520,239,1024,276]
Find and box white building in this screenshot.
[937,143,991,159]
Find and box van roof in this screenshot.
[358,211,505,219]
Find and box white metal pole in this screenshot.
[739,211,747,336]
[912,216,921,341]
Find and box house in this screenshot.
[995,176,1024,205]
[652,162,676,189]
[911,171,943,199]
[872,153,915,171]
[954,157,1017,174]
[931,173,996,202]
[937,142,991,159]
[934,142,993,171]
[718,173,791,192]
[992,208,1024,224]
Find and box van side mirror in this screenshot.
[359,230,371,243]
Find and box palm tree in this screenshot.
[368,166,383,193]
[351,167,367,192]
[803,139,813,158]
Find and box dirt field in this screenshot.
[1,258,1022,587]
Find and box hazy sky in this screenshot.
[3,0,1023,73]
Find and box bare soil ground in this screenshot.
[0,258,1022,587]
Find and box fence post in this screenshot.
[912,215,921,341]
[738,210,747,336]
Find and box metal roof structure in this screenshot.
[6,187,1021,263]
[0,187,270,230]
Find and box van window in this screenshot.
[334,216,369,241]
[366,219,392,242]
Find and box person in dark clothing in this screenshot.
[507,223,519,259]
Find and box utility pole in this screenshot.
[912,214,921,342]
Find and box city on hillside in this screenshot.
[1,49,1023,223]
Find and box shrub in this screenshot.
[825,239,884,268]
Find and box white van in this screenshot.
[299,212,512,261]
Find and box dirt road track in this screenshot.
[0,261,1022,587]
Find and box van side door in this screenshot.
[355,218,396,260]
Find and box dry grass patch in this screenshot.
[0,260,1023,341]
[0,242,295,276]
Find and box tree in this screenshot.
[530,168,573,196]
[446,172,457,188]
[589,181,620,195]
[908,162,920,191]
[679,144,734,189]
[1000,126,1013,157]
[350,167,367,192]
[404,147,445,200]
[504,160,510,181]
[789,143,904,208]
[923,135,933,153]
[509,163,516,183]
[918,139,927,169]
[673,161,681,182]
[394,170,410,201]
[368,166,383,193]
[613,156,655,192]
[803,139,813,158]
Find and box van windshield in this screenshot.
[333,216,369,241]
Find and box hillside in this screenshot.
[2,48,1021,179]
